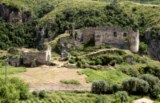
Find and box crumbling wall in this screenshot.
[22,52,46,67]
[74,27,139,52]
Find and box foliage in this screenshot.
[0,65,26,75]
[91,80,110,94]
[112,84,122,93]
[39,90,46,99]
[60,79,80,85]
[76,51,146,68]
[49,33,70,49]
[0,83,19,103]
[139,74,160,91]
[150,84,160,99]
[114,91,129,103]
[120,67,140,77]
[0,19,39,50]
[95,95,107,103]
[78,69,129,84]
[139,42,148,54]
[9,78,30,100]
[0,77,30,102]
[122,77,149,95]
[142,65,160,79]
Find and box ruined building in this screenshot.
[8,45,52,67]
[72,27,139,53]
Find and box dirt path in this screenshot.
[11,60,91,91]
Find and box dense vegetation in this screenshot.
[1,0,160,102]
[0,0,160,50]
[0,19,39,49]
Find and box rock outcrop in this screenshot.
[148,40,160,61]
[144,30,160,61]
[0,4,31,23]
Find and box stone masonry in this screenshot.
[73,27,139,53]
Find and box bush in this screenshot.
[112,84,122,93]
[114,91,129,103]
[0,77,30,102]
[120,67,139,77]
[77,60,85,68]
[39,90,46,99]
[122,77,149,95]
[91,80,110,94]
[150,84,160,98]
[142,65,160,79]
[0,84,19,103]
[10,77,30,100]
[95,95,106,103]
[60,79,80,85]
[139,74,160,91]
[139,42,148,54]
[32,91,39,97]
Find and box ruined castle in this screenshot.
[72,27,139,53]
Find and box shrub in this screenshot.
[139,42,148,54]
[10,77,30,100]
[95,95,106,103]
[77,60,85,68]
[91,80,110,94]
[120,67,139,77]
[150,84,160,98]
[32,91,39,97]
[112,84,122,93]
[114,91,129,103]
[139,74,160,91]
[0,84,19,103]
[69,58,76,64]
[122,77,149,95]
[142,65,160,79]
[60,79,80,85]
[39,90,46,99]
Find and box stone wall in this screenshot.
[74,27,139,53]
[8,45,52,67]
[22,52,46,67]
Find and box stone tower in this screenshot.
[128,30,139,53]
[45,45,52,61]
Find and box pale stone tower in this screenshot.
[129,30,139,53]
[45,45,52,61]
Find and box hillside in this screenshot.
[1,0,160,103]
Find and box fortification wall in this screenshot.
[74,27,139,52]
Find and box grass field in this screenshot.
[78,69,129,85]
[0,66,26,75]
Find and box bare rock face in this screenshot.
[148,40,160,61]
[0,4,31,23]
[144,30,160,61]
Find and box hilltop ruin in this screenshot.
[72,27,139,53]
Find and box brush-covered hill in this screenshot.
[0,0,160,59]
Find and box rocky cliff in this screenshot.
[0,4,31,23]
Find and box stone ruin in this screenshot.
[8,45,52,67]
[72,27,139,53]
[58,27,139,58]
